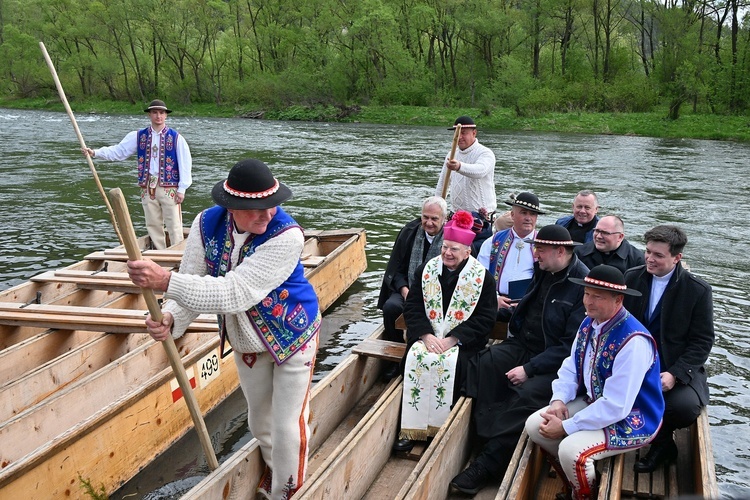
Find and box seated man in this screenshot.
[526,265,664,500]
[478,192,545,310]
[624,225,714,473]
[450,225,588,494]
[556,190,600,243]
[377,197,448,379]
[575,215,645,273]
[393,210,496,452]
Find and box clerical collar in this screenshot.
[653,266,676,283]
[425,232,435,244]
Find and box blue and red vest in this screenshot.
[200,206,320,365]
[574,307,664,449]
[137,127,180,187]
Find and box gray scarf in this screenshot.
[408,229,443,288]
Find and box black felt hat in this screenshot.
[569,264,642,296]
[525,224,581,246]
[504,192,546,214]
[448,115,477,130]
[143,99,172,113]
[211,159,293,210]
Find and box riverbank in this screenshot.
[3,97,749,142]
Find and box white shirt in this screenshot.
[551,311,655,435]
[94,127,193,194]
[435,139,497,213]
[477,229,535,294]
[648,267,675,318]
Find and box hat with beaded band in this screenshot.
[211,159,293,210]
[568,264,642,296]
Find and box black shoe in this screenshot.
[450,461,492,495]
[393,438,414,453]
[633,440,678,473]
[382,362,400,381]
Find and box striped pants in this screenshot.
[525,397,637,500]
[235,334,317,500]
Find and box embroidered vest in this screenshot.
[200,206,320,365]
[574,308,664,449]
[421,255,486,337]
[137,127,180,187]
[488,229,536,289]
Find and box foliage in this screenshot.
[1,0,749,118]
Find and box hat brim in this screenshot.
[211,179,292,210]
[144,107,172,113]
[568,277,642,296]
[447,124,477,130]
[524,237,581,246]
[504,200,546,214]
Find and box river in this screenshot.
[0,109,748,498]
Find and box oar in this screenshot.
[39,41,123,245]
[108,187,219,471]
[440,123,462,200]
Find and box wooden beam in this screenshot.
[352,338,406,362]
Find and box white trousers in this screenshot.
[141,187,183,249]
[235,334,317,500]
[525,396,635,500]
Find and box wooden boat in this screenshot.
[181,324,508,500]
[490,406,718,500]
[0,228,366,498]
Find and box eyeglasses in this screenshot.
[593,229,622,237]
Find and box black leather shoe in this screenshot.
[450,460,492,495]
[382,362,400,381]
[633,440,678,473]
[393,438,414,453]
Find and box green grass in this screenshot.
[3,97,749,142]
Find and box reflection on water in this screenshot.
[1,109,749,498]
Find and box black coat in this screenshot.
[575,238,645,274]
[377,218,443,310]
[624,264,714,405]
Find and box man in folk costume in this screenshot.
[477,192,545,311]
[525,265,664,500]
[128,159,318,500]
[377,196,448,380]
[451,225,588,495]
[83,99,192,249]
[393,210,497,453]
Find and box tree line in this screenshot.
[1,0,748,119]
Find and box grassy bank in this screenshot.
[3,97,750,142]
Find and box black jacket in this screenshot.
[624,264,714,405]
[575,238,645,274]
[500,254,590,377]
[377,218,443,310]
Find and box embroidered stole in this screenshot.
[400,255,485,440]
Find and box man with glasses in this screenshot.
[378,196,448,379]
[556,190,600,243]
[575,215,644,273]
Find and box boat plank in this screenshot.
[352,338,406,362]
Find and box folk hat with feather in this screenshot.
[211,159,292,210]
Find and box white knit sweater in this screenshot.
[163,213,305,353]
[435,139,497,213]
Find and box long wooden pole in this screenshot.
[108,187,219,471]
[440,123,462,200]
[39,41,123,245]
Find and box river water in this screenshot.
[0,109,748,498]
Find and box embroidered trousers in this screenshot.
[235,334,317,500]
[525,397,638,500]
[141,186,183,249]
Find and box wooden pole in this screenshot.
[440,123,462,200]
[39,41,123,245]
[108,187,219,471]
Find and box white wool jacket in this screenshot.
[435,139,497,213]
[163,213,304,353]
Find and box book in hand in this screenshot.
[508,278,532,302]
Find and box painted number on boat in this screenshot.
[198,349,221,389]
